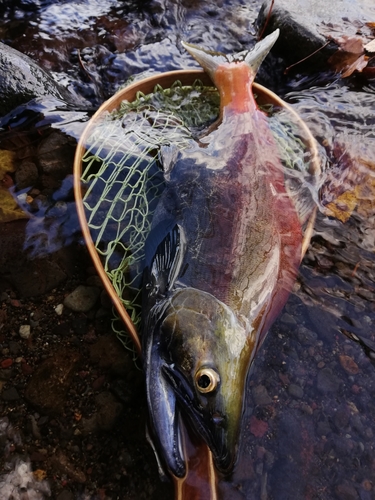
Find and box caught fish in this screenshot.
[142,29,303,478]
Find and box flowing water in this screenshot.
[1,1,375,499]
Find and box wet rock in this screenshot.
[249,416,268,438]
[89,334,135,378]
[316,418,332,437]
[19,324,31,339]
[0,221,76,297]
[334,404,350,429]
[335,481,359,500]
[51,451,86,483]
[288,383,303,399]
[80,392,123,434]
[252,384,273,406]
[95,391,123,431]
[296,326,318,346]
[1,386,20,401]
[317,367,342,393]
[256,0,374,71]
[24,348,80,413]
[13,258,68,298]
[64,285,100,313]
[0,41,75,116]
[15,160,39,190]
[38,131,76,178]
[280,313,296,326]
[339,355,359,375]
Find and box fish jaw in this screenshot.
[143,288,254,476]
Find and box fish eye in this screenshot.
[195,368,220,394]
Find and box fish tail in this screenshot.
[182,30,279,114]
[182,30,279,83]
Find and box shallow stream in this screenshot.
[1,1,375,499]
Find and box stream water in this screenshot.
[1,1,375,499]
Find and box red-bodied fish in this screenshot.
[142,29,302,478]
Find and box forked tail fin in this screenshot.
[182,29,279,81]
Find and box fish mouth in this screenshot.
[162,364,234,474]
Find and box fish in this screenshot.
[141,29,303,478]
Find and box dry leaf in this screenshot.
[324,189,358,223]
[0,149,17,178]
[0,187,29,222]
[364,39,375,53]
[328,35,369,77]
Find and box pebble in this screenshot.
[288,383,304,399]
[335,481,359,500]
[296,326,318,346]
[317,368,342,394]
[1,358,13,369]
[2,386,20,401]
[252,385,273,406]
[339,355,359,375]
[51,451,86,483]
[54,304,64,316]
[19,324,31,339]
[63,286,100,313]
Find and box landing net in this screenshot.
[79,80,313,347]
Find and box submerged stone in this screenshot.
[63,285,100,312]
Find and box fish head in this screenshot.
[144,287,255,477]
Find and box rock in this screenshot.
[317,367,342,394]
[54,303,64,316]
[51,451,86,483]
[38,131,76,178]
[15,160,39,190]
[19,324,31,339]
[89,334,135,378]
[24,348,80,413]
[95,391,123,431]
[280,313,297,326]
[80,392,123,434]
[339,355,359,375]
[1,386,20,401]
[296,326,318,346]
[252,385,273,406]
[256,0,374,71]
[335,481,359,500]
[334,404,350,429]
[249,416,268,438]
[64,285,100,313]
[0,41,74,116]
[288,383,303,399]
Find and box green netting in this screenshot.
[80,79,314,348]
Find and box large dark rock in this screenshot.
[0,42,77,116]
[257,0,375,71]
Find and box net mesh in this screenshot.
[80,80,314,347]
